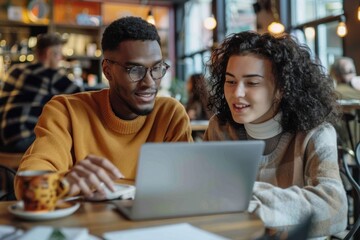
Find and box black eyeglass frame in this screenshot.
[104,58,170,82]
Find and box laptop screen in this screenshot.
[118,141,264,220]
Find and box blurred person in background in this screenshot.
[0,33,82,153]
[330,56,360,100]
[185,73,212,121]
[186,73,212,141]
[330,57,360,149]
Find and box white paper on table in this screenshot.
[19,226,89,240]
[0,225,24,239]
[103,223,229,240]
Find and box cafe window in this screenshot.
[289,0,343,70]
[181,0,213,76]
[225,0,256,35]
[181,0,257,78]
[291,0,343,25]
[317,21,343,69]
[184,0,213,57]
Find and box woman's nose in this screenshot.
[234,83,246,97]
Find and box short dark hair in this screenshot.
[101,16,161,52]
[36,33,66,53]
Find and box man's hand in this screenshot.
[65,154,124,197]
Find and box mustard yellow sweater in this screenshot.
[15,89,192,197]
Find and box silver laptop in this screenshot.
[114,141,265,220]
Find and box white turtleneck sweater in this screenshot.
[244,112,283,140]
[203,114,347,238]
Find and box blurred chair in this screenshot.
[332,144,360,239]
[356,141,360,167]
[0,164,16,201]
[343,113,356,150]
[0,152,21,201]
[337,109,360,151]
[0,152,23,170]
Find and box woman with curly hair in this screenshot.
[186,73,212,121]
[203,31,347,238]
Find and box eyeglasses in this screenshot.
[104,59,170,82]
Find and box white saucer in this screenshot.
[8,201,80,221]
[85,183,136,201]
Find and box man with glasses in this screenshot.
[14,17,193,199]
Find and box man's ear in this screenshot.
[102,60,112,81]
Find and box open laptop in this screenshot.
[114,141,265,220]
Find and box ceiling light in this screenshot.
[336,15,347,37]
[204,15,217,30]
[268,22,285,35]
[304,27,315,40]
[268,0,285,34]
[146,9,155,25]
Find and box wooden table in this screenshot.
[338,99,360,112]
[190,120,209,141]
[190,120,209,132]
[0,201,265,240]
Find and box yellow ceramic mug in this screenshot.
[17,170,69,212]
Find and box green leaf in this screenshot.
[48,228,66,240]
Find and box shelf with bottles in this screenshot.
[0,52,36,63]
[0,23,48,69]
[0,0,51,24]
[51,0,102,79]
[0,23,48,50]
[0,20,49,29]
[62,57,103,88]
[53,31,102,84]
[1,0,174,88]
[53,0,101,26]
[53,25,101,58]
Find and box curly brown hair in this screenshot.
[207,31,340,133]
